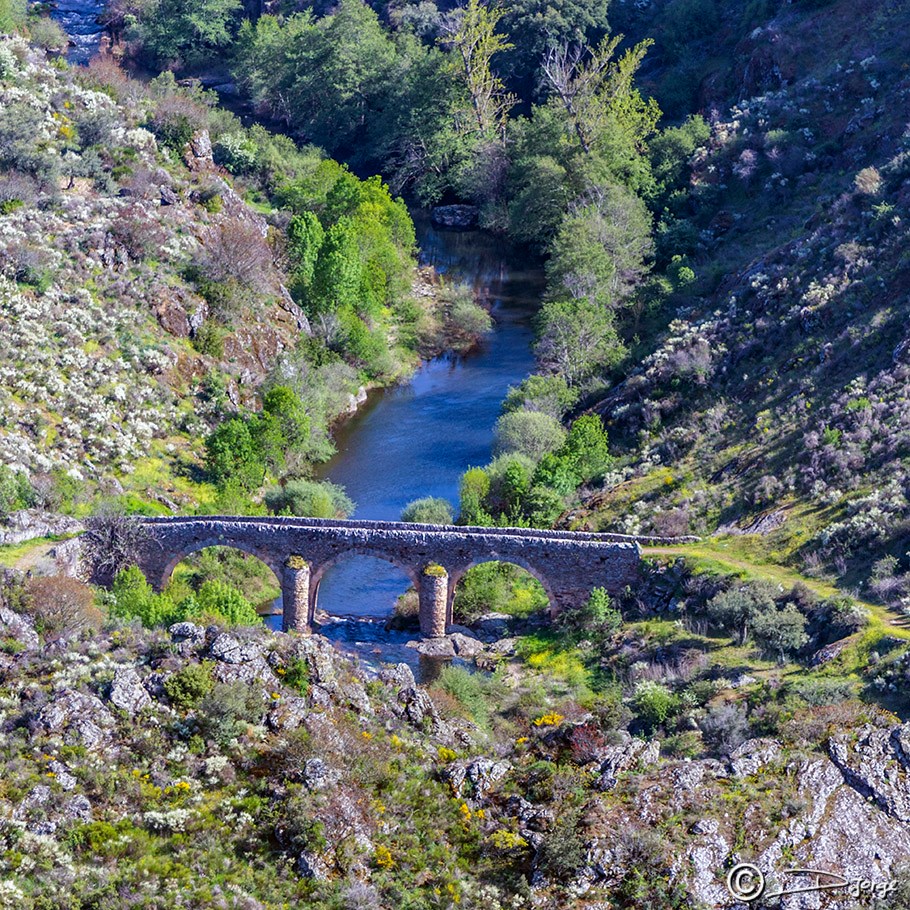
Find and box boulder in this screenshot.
[828,723,910,822]
[728,738,782,777]
[209,633,262,664]
[169,622,205,645]
[108,667,152,716]
[430,204,479,230]
[34,690,115,749]
[597,733,660,790]
[443,758,511,798]
[0,605,39,651]
[302,758,342,791]
[380,663,416,692]
[267,695,309,732]
[297,851,330,881]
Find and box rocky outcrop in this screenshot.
[108,667,152,716]
[0,604,39,650]
[0,510,83,546]
[728,738,782,777]
[597,733,660,790]
[442,758,511,799]
[828,723,910,822]
[33,690,115,749]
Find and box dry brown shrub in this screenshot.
[199,219,272,291]
[26,576,102,639]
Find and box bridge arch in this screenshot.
[154,538,284,594]
[308,548,421,623]
[447,555,558,624]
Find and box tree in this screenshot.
[535,298,625,385]
[541,35,658,157]
[309,217,362,316]
[441,0,516,140]
[459,467,492,525]
[192,580,260,626]
[0,0,26,33]
[127,0,243,67]
[546,184,653,308]
[706,582,778,646]
[26,576,101,640]
[81,509,152,587]
[264,479,354,518]
[493,409,566,461]
[561,415,611,481]
[503,374,579,419]
[401,497,454,524]
[287,212,324,293]
[752,604,808,663]
[205,419,265,491]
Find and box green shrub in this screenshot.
[196,681,264,745]
[163,662,214,712]
[435,665,490,728]
[189,579,260,626]
[632,680,677,729]
[264,478,353,518]
[111,566,180,627]
[401,497,454,525]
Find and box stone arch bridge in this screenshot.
[133,516,641,638]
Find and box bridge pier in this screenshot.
[419,564,449,638]
[282,555,311,633]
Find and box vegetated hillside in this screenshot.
[0,37,478,519]
[571,0,910,593]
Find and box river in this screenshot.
[301,218,542,669]
[43,5,545,670]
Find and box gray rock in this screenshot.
[410,637,455,657]
[64,794,92,821]
[48,761,77,791]
[0,605,39,651]
[443,758,511,798]
[597,734,660,790]
[302,758,342,791]
[34,690,115,749]
[109,667,151,716]
[380,662,415,691]
[0,509,83,546]
[449,632,485,658]
[431,204,479,230]
[729,738,782,777]
[210,633,261,664]
[169,622,205,645]
[297,850,329,880]
[267,695,309,732]
[828,723,910,822]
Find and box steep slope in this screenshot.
[579,0,910,595]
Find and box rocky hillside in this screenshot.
[0,37,456,518]
[1,565,909,909]
[574,0,910,594]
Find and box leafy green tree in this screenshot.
[442,0,516,140]
[493,409,566,461]
[401,497,454,524]
[706,582,778,646]
[503,374,579,419]
[205,419,265,491]
[287,212,324,294]
[562,415,611,482]
[127,0,243,67]
[459,467,492,525]
[752,603,808,662]
[532,453,581,496]
[546,184,652,308]
[586,586,622,633]
[309,217,363,316]
[535,298,625,385]
[191,580,260,626]
[111,566,179,627]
